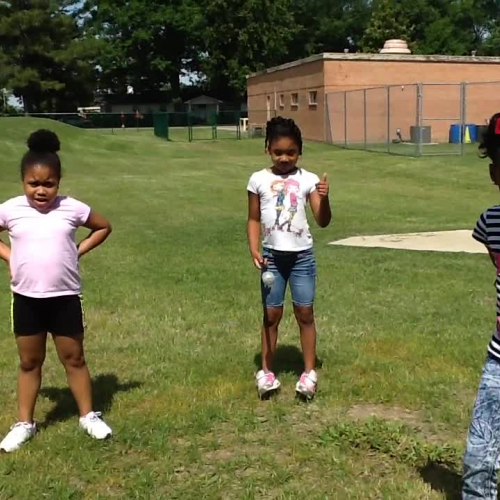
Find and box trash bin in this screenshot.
[449,123,477,143]
[410,126,431,144]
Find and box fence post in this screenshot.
[416,83,423,157]
[387,86,391,153]
[363,89,367,150]
[460,82,466,156]
[325,93,331,143]
[344,92,347,148]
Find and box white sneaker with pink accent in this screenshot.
[296,370,318,399]
[255,370,281,398]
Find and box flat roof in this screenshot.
[248,52,500,79]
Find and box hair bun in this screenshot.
[27,129,61,154]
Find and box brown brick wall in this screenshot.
[247,56,500,143]
[247,60,326,142]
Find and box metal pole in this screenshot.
[363,89,367,149]
[344,92,347,148]
[325,93,331,143]
[416,83,423,157]
[387,86,391,153]
[460,82,466,156]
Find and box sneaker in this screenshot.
[79,412,112,440]
[296,370,318,400]
[0,422,36,452]
[255,370,281,398]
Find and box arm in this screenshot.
[77,210,112,258]
[488,248,497,267]
[247,192,265,269]
[0,228,10,264]
[309,173,332,228]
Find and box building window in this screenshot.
[291,93,299,107]
[279,94,284,108]
[309,91,318,106]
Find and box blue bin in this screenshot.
[449,123,477,143]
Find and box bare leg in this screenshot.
[261,306,283,372]
[16,332,47,423]
[293,304,316,373]
[53,334,92,417]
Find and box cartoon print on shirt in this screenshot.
[268,178,303,236]
[279,179,300,232]
[272,180,286,228]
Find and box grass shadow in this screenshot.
[39,373,142,428]
[254,344,323,377]
[418,461,462,500]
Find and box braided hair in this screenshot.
[479,112,500,166]
[21,129,62,180]
[265,116,303,154]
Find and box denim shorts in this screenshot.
[261,247,317,308]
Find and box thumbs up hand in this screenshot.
[315,173,329,198]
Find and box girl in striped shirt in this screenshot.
[463,112,500,499]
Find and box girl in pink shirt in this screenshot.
[0,129,113,452]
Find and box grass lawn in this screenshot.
[0,117,498,499]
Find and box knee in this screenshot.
[294,305,314,326]
[263,308,283,327]
[60,353,86,370]
[19,357,44,372]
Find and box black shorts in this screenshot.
[12,293,85,337]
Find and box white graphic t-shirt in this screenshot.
[247,168,319,251]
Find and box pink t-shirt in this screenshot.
[0,195,91,298]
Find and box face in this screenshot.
[23,164,60,211]
[490,163,500,191]
[268,136,300,175]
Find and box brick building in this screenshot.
[247,53,500,143]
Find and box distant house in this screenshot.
[98,93,173,114]
[184,95,223,120]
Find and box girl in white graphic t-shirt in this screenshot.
[0,130,113,452]
[247,117,332,400]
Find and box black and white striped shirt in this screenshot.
[473,205,500,361]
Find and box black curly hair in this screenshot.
[479,112,500,166]
[21,129,62,180]
[265,116,303,154]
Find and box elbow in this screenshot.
[318,214,332,228]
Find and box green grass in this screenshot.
[0,116,497,498]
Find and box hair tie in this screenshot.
[495,119,500,135]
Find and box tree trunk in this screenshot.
[169,71,181,99]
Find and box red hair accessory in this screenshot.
[495,118,500,135]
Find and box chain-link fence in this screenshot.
[1,110,248,142]
[0,112,155,132]
[326,81,500,156]
[246,109,277,138]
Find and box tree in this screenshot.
[200,0,299,100]
[288,0,370,57]
[82,0,201,97]
[0,0,99,112]
[360,0,414,53]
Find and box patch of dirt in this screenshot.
[346,403,456,444]
[347,404,426,425]
[330,230,487,254]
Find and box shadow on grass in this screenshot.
[418,461,462,500]
[39,373,142,428]
[253,344,323,377]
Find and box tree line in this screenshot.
[1,0,499,112]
